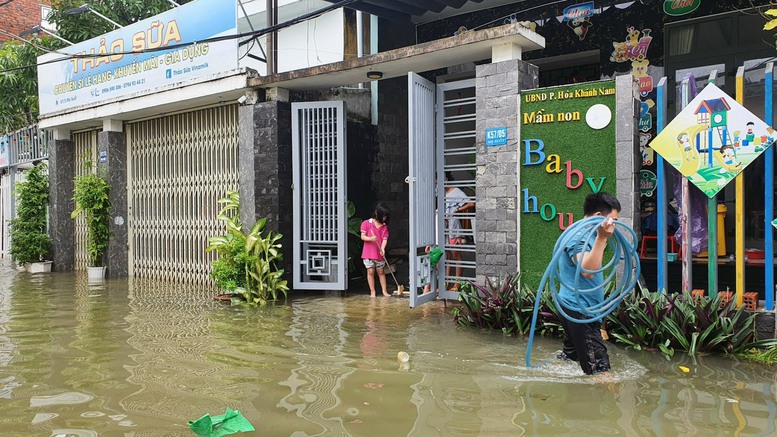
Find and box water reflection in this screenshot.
[0,265,776,435]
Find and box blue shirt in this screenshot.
[557,231,604,311]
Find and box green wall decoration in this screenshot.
[519,80,618,285]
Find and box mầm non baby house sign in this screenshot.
[649,83,775,197]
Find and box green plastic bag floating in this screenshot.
[189,407,255,437]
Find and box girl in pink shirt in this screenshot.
[360,203,391,297]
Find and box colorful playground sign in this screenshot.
[649,83,775,197]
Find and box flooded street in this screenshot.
[0,266,776,436]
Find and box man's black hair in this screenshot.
[374,202,391,224]
[445,171,454,181]
[583,192,621,216]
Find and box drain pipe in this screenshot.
[266,0,278,75]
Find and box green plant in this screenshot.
[607,289,770,357]
[71,165,111,267]
[453,273,562,336]
[9,162,52,265]
[739,345,777,365]
[206,190,288,306]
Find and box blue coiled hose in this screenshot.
[524,215,640,368]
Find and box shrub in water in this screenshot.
[607,288,776,356]
[207,191,288,306]
[453,273,562,336]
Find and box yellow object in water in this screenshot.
[679,365,690,373]
[397,351,410,363]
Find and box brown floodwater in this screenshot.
[0,266,776,436]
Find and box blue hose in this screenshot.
[524,215,640,368]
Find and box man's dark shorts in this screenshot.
[557,307,610,375]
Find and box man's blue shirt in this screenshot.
[557,231,604,311]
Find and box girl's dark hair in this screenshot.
[445,171,454,181]
[374,202,391,224]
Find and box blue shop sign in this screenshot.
[485,127,508,146]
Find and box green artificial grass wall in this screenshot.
[519,80,617,286]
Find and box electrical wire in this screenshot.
[0,0,358,74]
[524,215,640,368]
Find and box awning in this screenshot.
[248,21,544,91]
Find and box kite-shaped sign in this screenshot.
[649,83,775,197]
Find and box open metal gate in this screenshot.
[291,101,348,290]
[437,79,478,299]
[408,72,439,307]
[127,105,239,284]
[72,129,99,271]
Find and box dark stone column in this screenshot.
[239,101,293,276]
[474,59,538,283]
[48,138,75,272]
[97,131,128,278]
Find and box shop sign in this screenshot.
[640,133,654,166]
[664,0,701,17]
[563,2,594,21]
[649,83,775,197]
[485,127,508,146]
[37,0,237,114]
[640,170,657,197]
[0,135,8,168]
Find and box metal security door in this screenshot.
[292,101,348,290]
[408,72,438,307]
[437,79,477,300]
[127,105,239,284]
[72,130,99,271]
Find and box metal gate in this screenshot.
[127,105,239,284]
[408,72,439,307]
[72,130,99,270]
[291,101,348,290]
[437,79,477,299]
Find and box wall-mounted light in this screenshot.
[366,71,383,80]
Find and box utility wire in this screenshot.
[0,0,358,74]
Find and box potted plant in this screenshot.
[71,166,111,281]
[9,162,52,272]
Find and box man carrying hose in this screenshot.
[556,192,621,375]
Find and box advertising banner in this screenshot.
[37,0,237,114]
[519,81,617,282]
[649,83,775,197]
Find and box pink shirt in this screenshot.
[360,219,389,260]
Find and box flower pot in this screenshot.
[28,261,52,273]
[87,266,106,281]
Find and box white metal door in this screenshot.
[292,101,348,290]
[437,79,477,300]
[408,72,438,307]
[0,171,10,260]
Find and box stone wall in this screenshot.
[474,59,539,283]
[615,75,640,234]
[239,101,293,277]
[98,131,128,278]
[48,138,74,272]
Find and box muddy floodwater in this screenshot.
[0,267,776,436]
